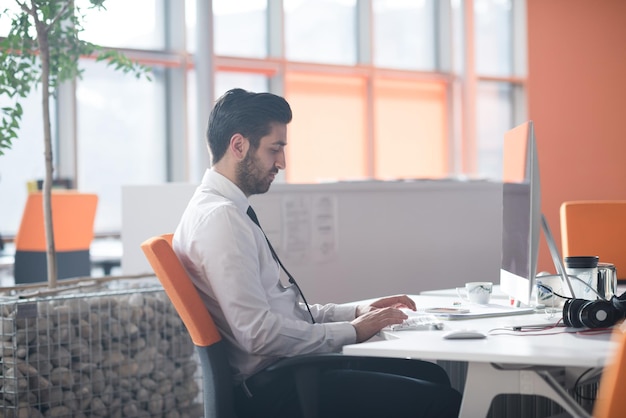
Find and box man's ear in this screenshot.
[230,133,250,161]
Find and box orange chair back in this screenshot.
[15,191,98,251]
[560,201,626,279]
[593,321,626,418]
[140,234,221,347]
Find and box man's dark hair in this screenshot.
[207,88,293,165]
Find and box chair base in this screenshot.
[14,250,91,284]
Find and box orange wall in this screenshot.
[527,0,626,271]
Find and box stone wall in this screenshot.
[0,287,203,417]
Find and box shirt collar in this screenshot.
[201,168,250,213]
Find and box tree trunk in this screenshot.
[35,20,57,289]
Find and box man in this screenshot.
[174,88,461,417]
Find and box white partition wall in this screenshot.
[123,180,502,304]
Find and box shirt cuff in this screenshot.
[331,303,359,321]
[325,321,357,346]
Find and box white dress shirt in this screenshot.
[173,169,357,383]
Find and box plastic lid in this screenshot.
[564,255,599,269]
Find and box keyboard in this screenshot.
[387,315,444,331]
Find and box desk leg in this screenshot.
[459,363,591,418]
[460,362,517,418]
[535,370,592,418]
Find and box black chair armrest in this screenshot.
[265,352,348,373]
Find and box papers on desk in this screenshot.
[425,304,535,320]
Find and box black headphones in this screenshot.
[562,292,626,328]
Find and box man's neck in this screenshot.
[211,164,249,197]
[212,164,237,186]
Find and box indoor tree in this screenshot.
[0,0,150,288]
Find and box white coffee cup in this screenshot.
[456,282,493,305]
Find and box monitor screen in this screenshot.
[499,121,541,306]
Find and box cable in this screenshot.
[536,283,571,301]
[536,274,606,300]
[573,367,599,402]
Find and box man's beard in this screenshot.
[236,151,275,196]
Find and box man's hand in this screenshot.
[350,307,408,343]
[355,294,416,318]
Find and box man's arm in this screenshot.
[346,295,416,342]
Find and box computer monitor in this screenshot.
[499,121,541,306]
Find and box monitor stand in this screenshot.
[540,214,576,299]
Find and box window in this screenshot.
[0,0,527,236]
[285,73,367,182]
[374,79,448,179]
[0,91,51,235]
[215,72,269,98]
[476,81,514,178]
[373,0,437,71]
[213,0,268,58]
[284,0,357,65]
[474,0,525,179]
[78,0,165,49]
[77,60,167,232]
[475,0,514,77]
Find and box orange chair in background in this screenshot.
[14,191,98,284]
[560,201,626,281]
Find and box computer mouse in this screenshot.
[442,329,487,340]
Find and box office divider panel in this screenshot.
[122,180,502,303]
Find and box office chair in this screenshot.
[560,201,626,281]
[14,191,98,284]
[141,234,346,418]
[592,321,626,418]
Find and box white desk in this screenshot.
[421,284,626,303]
[342,295,616,418]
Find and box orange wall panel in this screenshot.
[527,0,626,271]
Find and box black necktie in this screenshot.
[247,206,316,324]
